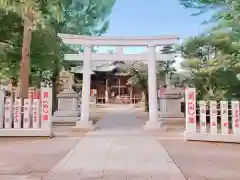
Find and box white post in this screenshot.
[105,79,108,103]
[81,45,91,122]
[130,84,133,104]
[4,98,12,129]
[199,100,206,133]
[23,99,32,128]
[118,78,121,96]
[210,101,218,134]
[144,45,159,129]
[76,45,93,129]
[13,98,21,128]
[0,90,5,128]
[232,101,240,135]
[220,101,228,135]
[105,90,108,103]
[147,45,158,121]
[32,99,40,128]
[165,73,170,87]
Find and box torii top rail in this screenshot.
[58,33,179,46]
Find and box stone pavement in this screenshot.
[0,138,79,180]
[43,105,186,180]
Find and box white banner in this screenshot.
[41,88,52,129]
[185,88,196,133]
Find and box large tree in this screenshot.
[180,31,240,100]
[0,0,66,99]
[0,0,116,111]
[178,0,240,100]
[0,0,116,99]
[128,46,177,111]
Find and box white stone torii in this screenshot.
[58,33,179,129]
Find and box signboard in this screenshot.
[185,88,196,133]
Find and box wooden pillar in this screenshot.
[118,77,121,96]
[105,79,109,103]
[130,84,133,104]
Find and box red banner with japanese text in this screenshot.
[185,88,196,133]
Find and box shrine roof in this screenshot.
[70,61,132,74]
[93,63,116,72]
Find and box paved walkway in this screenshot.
[43,105,186,180]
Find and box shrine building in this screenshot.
[70,61,143,104]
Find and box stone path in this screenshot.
[43,105,186,180]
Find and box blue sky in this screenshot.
[105,0,213,40]
[98,0,214,68]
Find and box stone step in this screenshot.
[52,122,76,126]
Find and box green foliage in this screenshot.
[0,0,116,87]
[128,48,177,112]
[0,0,115,110]
[179,0,240,100]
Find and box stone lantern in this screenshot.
[52,68,80,123]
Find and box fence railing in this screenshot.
[184,88,240,143]
[0,87,52,137]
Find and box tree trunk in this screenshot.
[19,16,32,99]
[51,63,60,114]
[52,77,57,114]
[144,89,149,112]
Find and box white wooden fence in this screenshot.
[0,87,52,137]
[184,88,240,143]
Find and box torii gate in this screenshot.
[58,33,179,129]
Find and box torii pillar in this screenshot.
[144,45,162,129]
[75,45,93,129]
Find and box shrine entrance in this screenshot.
[58,33,178,130]
[109,85,131,104]
[92,72,142,104]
